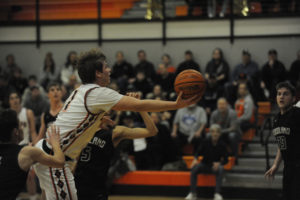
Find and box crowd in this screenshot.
[0,48,299,200]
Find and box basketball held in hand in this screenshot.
[174,69,206,99]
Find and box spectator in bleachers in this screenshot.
[60,51,81,86]
[289,50,300,87]
[130,71,153,98]
[176,50,201,75]
[231,50,259,84]
[111,51,134,93]
[235,83,256,132]
[40,52,58,90]
[5,54,19,78]
[161,54,176,73]
[207,0,229,18]
[185,124,228,200]
[200,74,224,121]
[205,48,230,86]
[146,112,178,170]
[171,104,207,155]
[210,98,240,161]
[260,49,287,101]
[8,67,28,95]
[0,75,14,107]
[23,85,49,130]
[146,84,167,100]
[22,75,46,105]
[155,63,176,95]
[135,50,156,82]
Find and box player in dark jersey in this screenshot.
[265,81,300,200]
[35,82,63,143]
[0,109,65,200]
[74,93,158,200]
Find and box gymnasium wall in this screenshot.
[0,17,299,77]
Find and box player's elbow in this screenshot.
[149,127,158,137]
[54,157,65,168]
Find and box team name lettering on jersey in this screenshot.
[272,127,291,136]
[89,137,106,148]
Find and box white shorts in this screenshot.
[34,139,77,200]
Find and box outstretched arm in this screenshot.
[112,92,201,112]
[112,93,158,145]
[18,125,65,171]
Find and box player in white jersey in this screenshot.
[9,91,37,145]
[34,49,201,200]
[8,91,39,199]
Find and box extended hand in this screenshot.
[264,164,278,181]
[48,125,60,146]
[175,92,202,109]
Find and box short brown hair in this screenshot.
[77,49,106,84]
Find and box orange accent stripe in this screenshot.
[63,167,73,200]
[114,171,216,186]
[49,168,59,200]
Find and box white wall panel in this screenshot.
[0,26,35,41]
[41,24,98,40]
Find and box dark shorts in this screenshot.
[283,164,300,200]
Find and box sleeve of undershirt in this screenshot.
[86,87,123,114]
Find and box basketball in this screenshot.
[174,69,206,99]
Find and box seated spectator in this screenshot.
[210,98,240,161]
[171,104,207,155]
[155,63,176,96]
[8,67,28,95]
[185,124,228,200]
[199,74,224,121]
[22,75,46,104]
[146,84,167,100]
[23,86,49,130]
[130,71,153,98]
[135,50,156,82]
[205,48,230,86]
[161,54,176,73]
[0,75,14,107]
[235,83,256,132]
[289,50,300,87]
[260,49,287,101]
[40,52,58,90]
[111,51,134,93]
[146,112,178,170]
[60,51,81,86]
[176,50,201,75]
[5,54,20,78]
[231,50,259,84]
[186,0,204,16]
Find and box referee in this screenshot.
[265,81,300,200]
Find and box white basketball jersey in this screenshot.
[52,84,122,159]
[18,108,30,145]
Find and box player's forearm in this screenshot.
[51,143,65,166]
[273,148,282,168]
[139,112,158,136]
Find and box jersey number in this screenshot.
[276,136,287,150]
[80,146,92,162]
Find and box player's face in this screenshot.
[276,88,294,110]
[48,86,62,102]
[9,93,21,108]
[96,61,111,87]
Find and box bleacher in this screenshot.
[0,0,140,21]
[110,101,283,199]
